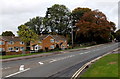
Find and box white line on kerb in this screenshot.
[5,68,30,78]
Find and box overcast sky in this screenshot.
[0,0,119,36]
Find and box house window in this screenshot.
[50,45,54,49]
[8,47,14,51]
[15,47,19,50]
[39,46,42,49]
[0,48,4,51]
[20,42,24,44]
[38,41,42,43]
[35,47,38,49]
[50,39,54,43]
[0,41,4,45]
[8,41,14,45]
[20,47,24,51]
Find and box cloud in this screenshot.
[0,0,119,35]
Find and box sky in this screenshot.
[0,0,119,36]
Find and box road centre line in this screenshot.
[5,68,30,78]
[49,59,57,63]
[1,67,10,70]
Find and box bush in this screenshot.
[38,49,43,52]
[68,46,73,49]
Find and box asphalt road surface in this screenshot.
[1,42,120,79]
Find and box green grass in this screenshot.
[0,53,41,59]
[81,53,119,77]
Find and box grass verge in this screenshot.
[81,53,119,77]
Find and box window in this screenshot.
[0,48,4,51]
[0,41,4,45]
[8,47,14,51]
[8,41,14,45]
[50,39,54,43]
[15,47,19,50]
[35,47,38,49]
[39,46,42,49]
[65,40,67,42]
[50,45,54,49]
[38,41,42,43]
[20,47,24,51]
[20,42,24,44]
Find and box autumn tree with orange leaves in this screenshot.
[75,10,116,44]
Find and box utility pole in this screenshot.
[70,15,74,48]
[71,25,74,48]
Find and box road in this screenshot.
[1,42,120,79]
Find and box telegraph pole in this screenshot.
[70,15,74,48]
[71,25,74,48]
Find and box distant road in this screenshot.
[2,42,120,78]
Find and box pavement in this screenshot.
[1,42,119,78]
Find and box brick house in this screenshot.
[30,34,68,51]
[0,35,68,53]
[0,36,25,53]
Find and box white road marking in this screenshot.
[49,59,57,63]
[5,68,30,78]
[79,53,84,55]
[19,65,24,71]
[4,67,10,69]
[38,62,44,65]
[1,67,10,70]
[84,51,90,54]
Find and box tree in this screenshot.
[72,7,91,25]
[45,4,71,35]
[75,10,116,43]
[17,25,38,51]
[2,31,15,36]
[115,29,120,42]
[25,16,44,35]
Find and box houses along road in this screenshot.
[2,42,120,78]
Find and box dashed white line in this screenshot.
[49,59,57,63]
[79,53,84,55]
[1,67,10,70]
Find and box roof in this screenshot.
[0,36,21,42]
[0,34,67,42]
[52,35,67,41]
[39,34,67,41]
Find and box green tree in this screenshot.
[17,25,38,51]
[2,31,15,36]
[45,4,71,35]
[25,16,45,35]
